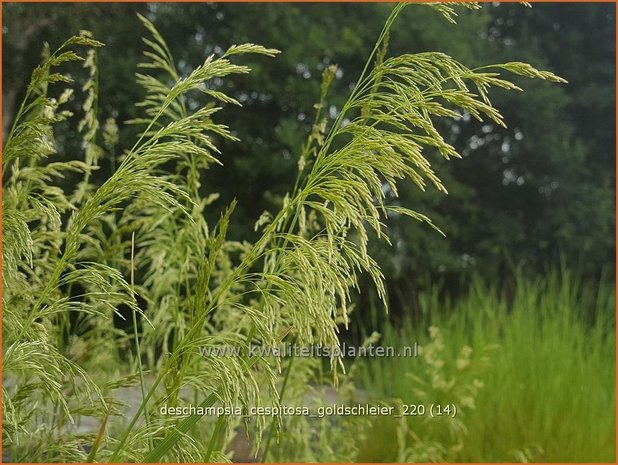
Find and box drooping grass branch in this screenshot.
[114,4,564,461]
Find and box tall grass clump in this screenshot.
[356,269,615,462]
[3,3,566,461]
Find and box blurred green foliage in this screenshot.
[354,269,615,462]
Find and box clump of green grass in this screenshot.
[356,269,615,462]
[2,3,567,462]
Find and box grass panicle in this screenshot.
[3,3,569,462]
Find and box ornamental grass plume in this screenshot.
[2,3,564,461]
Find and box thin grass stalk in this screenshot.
[86,410,110,462]
[129,232,153,451]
